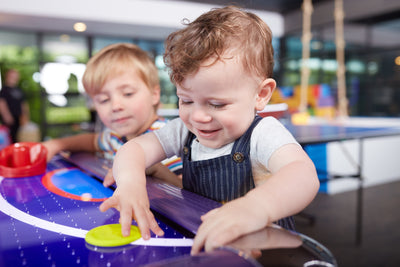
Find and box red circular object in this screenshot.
[0,142,47,178]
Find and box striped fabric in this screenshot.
[182,117,261,202]
[97,131,122,158]
[97,118,182,174]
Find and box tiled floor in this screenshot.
[295,180,400,267]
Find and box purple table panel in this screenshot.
[61,152,222,234]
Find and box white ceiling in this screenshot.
[0,0,283,40]
[0,0,399,47]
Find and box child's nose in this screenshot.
[191,106,212,123]
[111,97,123,111]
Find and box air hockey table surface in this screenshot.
[0,152,337,267]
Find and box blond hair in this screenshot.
[83,43,159,96]
[164,6,274,86]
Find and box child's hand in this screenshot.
[191,195,268,255]
[41,140,60,162]
[103,168,115,187]
[99,183,164,239]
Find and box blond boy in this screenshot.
[43,43,182,187]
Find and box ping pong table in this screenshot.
[284,119,400,245]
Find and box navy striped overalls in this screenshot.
[182,115,295,230]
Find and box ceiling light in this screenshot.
[395,56,400,66]
[73,22,87,32]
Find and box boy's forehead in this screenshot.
[176,82,192,93]
[108,68,138,79]
[179,59,256,91]
[201,51,239,65]
[103,69,140,86]
[194,55,243,78]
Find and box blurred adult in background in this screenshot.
[0,69,30,143]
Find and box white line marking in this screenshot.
[0,193,193,247]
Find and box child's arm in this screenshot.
[191,143,319,254]
[42,133,98,161]
[99,132,167,239]
[145,163,183,188]
[0,98,14,125]
[103,163,182,188]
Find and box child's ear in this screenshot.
[255,78,276,111]
[152,85,161,106]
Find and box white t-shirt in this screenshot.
[154,116,299,185]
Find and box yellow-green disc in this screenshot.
[85,224,141,247]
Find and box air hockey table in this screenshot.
[0,149,337,267]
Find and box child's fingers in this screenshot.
[191,221,232,255]
[99,197,117,212]
[103,169,115,187]
[191,233,206,255]
[191,208,220,253]
[200,208,219,221]
[147,210,164,237]
[132,207,151,240]
[98,189,162,240]
[250,249,262,259]
[119,205,134,237]
[191,212,219,254]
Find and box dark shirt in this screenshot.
[0,85,25,119]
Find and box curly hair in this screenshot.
[83,43,159,96]
[164,6,274,86]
